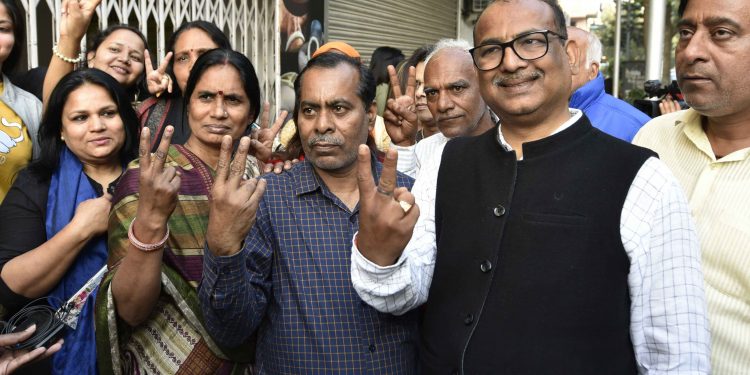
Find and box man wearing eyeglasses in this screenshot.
[351,0,711,373]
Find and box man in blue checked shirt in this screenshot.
[198,52,419,374]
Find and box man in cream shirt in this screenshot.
[633,0,750,373]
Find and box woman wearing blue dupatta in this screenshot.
[0,69,138,374]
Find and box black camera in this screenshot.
[633,80,689,118]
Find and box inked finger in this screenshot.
[356,145,376,195]
[139,127,152,166]
[388,65,402,98]
[158,51,173,74]
[144,49,155,75]
[260,102,270,129]
[377,149,398,197]
[215,135,234,183]
[228,137,251,187]
[269,110,289,137]
[405,66,417,98]
[152,125,173,172]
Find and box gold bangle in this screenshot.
[52,44,82,64]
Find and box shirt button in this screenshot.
[464,313,474,325]
[369,344,376,352]
[480,260,492,273]
[493,204,506,217]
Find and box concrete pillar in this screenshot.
[645,0,667,81]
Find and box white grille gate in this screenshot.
[17,0,280,107]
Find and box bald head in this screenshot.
[423,45,492,138]
[568,26,601,92]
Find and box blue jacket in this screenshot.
[570,73,650,142]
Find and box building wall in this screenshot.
[326,0,459,64]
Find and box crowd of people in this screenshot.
[0,0,747,374]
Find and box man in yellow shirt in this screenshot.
[633,0,750,373]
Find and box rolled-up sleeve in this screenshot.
[351,148,439,315]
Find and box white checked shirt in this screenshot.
[351,110,711,374]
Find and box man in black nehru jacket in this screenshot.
[351,0,712,373]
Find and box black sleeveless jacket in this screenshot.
[420,115,655,374]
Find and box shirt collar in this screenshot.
[292,152,382,197]
[496,108,583,154]
[677,108,750,162]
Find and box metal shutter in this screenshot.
[326,0,459,63]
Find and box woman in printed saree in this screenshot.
[95,48,283,374]
[0,69,139,374]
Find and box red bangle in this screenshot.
[128,218,169,252]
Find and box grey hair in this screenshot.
[586,32,603,66]
[424,38,474,67]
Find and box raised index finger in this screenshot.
[228,137,251,188]
[157,51,173,74]
[144,49,155,75]
[388,65,402,98]
[151,125,173,173]
[259,101,270,129]
[404,66,416,98]
[377,149,398,197]
[214,135,233,183]
[139,127,151,167]
[356,145,376,197]
[269,109,289,138]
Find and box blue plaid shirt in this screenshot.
[199,159,418,374]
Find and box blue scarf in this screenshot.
[45,147,107,375]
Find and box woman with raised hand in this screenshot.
[0,69,139,374]
[0,0,42,204]
[139,20,231,150]
[43,0,147,108]
[95,48,283,374]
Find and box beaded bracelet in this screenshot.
[52,44,82,64]
[127,218,169,252]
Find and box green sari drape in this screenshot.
[95,145,255,375]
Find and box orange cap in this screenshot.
[312,41,361,60]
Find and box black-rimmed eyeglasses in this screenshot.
[469,30,567,71]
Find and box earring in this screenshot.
[60,135,65,141]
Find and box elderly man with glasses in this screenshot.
[350,0,711,373]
